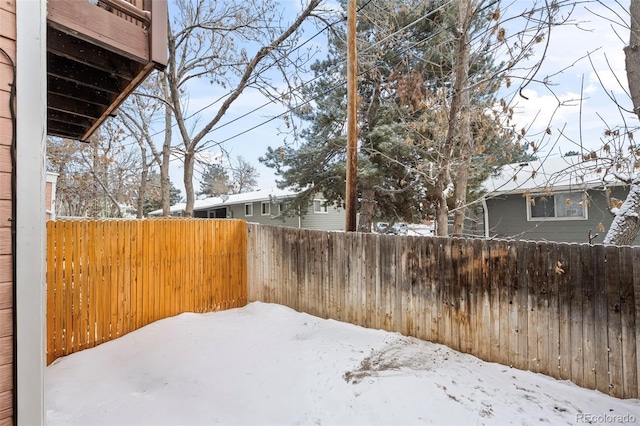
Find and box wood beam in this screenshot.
[47,110,95,128]
[47,76,112,107]
[81,61,155,141]
[47,52,125,95]
[48,93,104,119]
[47,119,88,137]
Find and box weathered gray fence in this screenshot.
[247,223,640,399]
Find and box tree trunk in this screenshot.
[603,176,640,245]
[357,188,375,232]
[603,0,640,244]
[434,1,475,237]
[184,150,195,217]
[452,0,472,236]
[625,0,640,121]
[161,76,173,216]
[435,179,450,236]
[137,143,148,219]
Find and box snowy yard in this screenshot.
[46,302,640,425]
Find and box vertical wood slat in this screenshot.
[581,243,597,390]
[474,239,489,361]
[547,242,560,379]
[606,245,624,398]
[557,243,572,381]
[527,243,541,373]
[593,244,610,394]
[497,240,511,367]
[537,243,550,375]
[514,242,528,371]
[46,219,247,365]
[569,243,584,387]
[619,246,637,399]
[506,242,519,369]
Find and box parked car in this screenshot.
[388,222,408,235]
[375,222,389,233]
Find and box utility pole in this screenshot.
[345,0,358,231]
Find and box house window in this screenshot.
[313,199,328,214]
[261,201,270,216]
[527,192,587,220]
[244,203,253,217]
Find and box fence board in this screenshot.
[425,238,438,342]
[514,241,529,371]
[440,239,453,350]
[633,247,640,397]
[581,243,597,390]
[547,242,560,379]
[497,241,511,367]
[557,243,572,380]
[619,246,637,399]
[528,243,542,373]
[451,239,463,352]
[474,239,490,361]
[488,240,503,363]
[569,243,584,386]
[606,245,624,398]
[593,244,610,394]
[506,242,519,369]
[380,235,395,332]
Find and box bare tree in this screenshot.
[47,122,141,218]
[230,156,259,193]
[119,79,163,218]
[162,0,323,217]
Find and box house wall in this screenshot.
[197,199,346,231]
[0,0,15,422]
[227,201,301,228]
[300,202,345,231]
[485,186,640,245]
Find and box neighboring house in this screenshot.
[150,188,347,232]
[481,156,639,245]
[0,0,167,423]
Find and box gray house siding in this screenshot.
[300,202,345,231]
[229,201,300,227]
[485,186,639,245]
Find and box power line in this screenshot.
[206,0,457,142]
[148,3,358,138]
[215,23,459,145]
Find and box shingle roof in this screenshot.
[149,187,298,215]
[482,155,611,195]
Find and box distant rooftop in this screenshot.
[149,187,298,216]
[482,155,616,195]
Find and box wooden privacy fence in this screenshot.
[247,224,640,399]
[46,219,247,365]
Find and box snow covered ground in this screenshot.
[46,302,640,425]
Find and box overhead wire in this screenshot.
[147,1,366,138]
[211,0,460,146]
